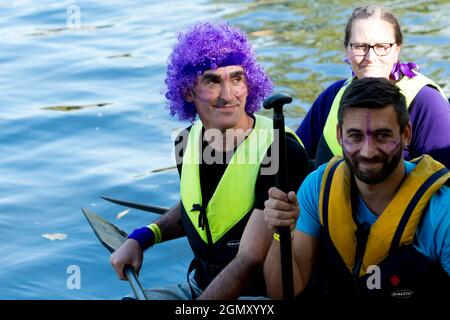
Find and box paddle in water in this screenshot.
[82,208,147,300]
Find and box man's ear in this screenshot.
[184,90,194,103]
[336,124,343,146]
[402,121,412,146]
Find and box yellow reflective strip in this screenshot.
[273,233,280,242]
[148,223,161,243]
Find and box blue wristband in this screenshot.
[128,226,155,251]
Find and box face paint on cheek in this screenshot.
[361,113,399,155]
[344,137,402,158]
[342,139,361,157]
[195,87,217,103]
[376,138,402,154]
[233,83,248,98]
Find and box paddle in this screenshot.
[151,165,177,173]
[101,195,168,214]
[264,93,294,300]
[82,208,147,300]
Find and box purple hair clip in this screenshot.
[390,61,419,81]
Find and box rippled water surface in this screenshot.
[1,0,448,299]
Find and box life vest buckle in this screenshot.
[191,203,207,230]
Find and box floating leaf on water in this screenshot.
[116,209,130,219]
[42,233,68,241]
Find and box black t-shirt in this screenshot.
[174,118,311,210]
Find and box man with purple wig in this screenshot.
[110,22,310,299]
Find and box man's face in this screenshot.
[185,65,249,131]
[337,106,410,184]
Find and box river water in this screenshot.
[0,0,448,299]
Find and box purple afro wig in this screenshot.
[165,22,273,121]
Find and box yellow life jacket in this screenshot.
[180,114,302,244]
[319,155,450,277]
[322,73,447,157]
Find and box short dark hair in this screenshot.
[344,5,403,47]
[338,77,409,131]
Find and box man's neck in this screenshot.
[204,115,254,152]
[355,161,406,216]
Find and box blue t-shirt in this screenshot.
[296,161,450,275]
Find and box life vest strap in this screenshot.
[390,167,450,253]
[321,158,344,234]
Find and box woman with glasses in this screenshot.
[296,5,450,168]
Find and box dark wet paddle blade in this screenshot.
[82,208,147,300]
[82,208,127,252]
[101,195,168,214]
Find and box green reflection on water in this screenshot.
[211,0,450,120]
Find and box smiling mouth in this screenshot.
[358,161,382,169]
[213,105,238,109]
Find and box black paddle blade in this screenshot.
[82,208,128,253]
[101,195,168,214]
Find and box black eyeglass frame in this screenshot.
[349,42,396,56]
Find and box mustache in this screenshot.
[353,155,387,163]
[214,98,240,107]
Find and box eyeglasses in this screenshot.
[349,42,396,56]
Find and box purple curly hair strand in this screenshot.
[165,22,273,121]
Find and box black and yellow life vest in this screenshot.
[319,73,447,160]
[314,155,450,301]
[179,114,302,292]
